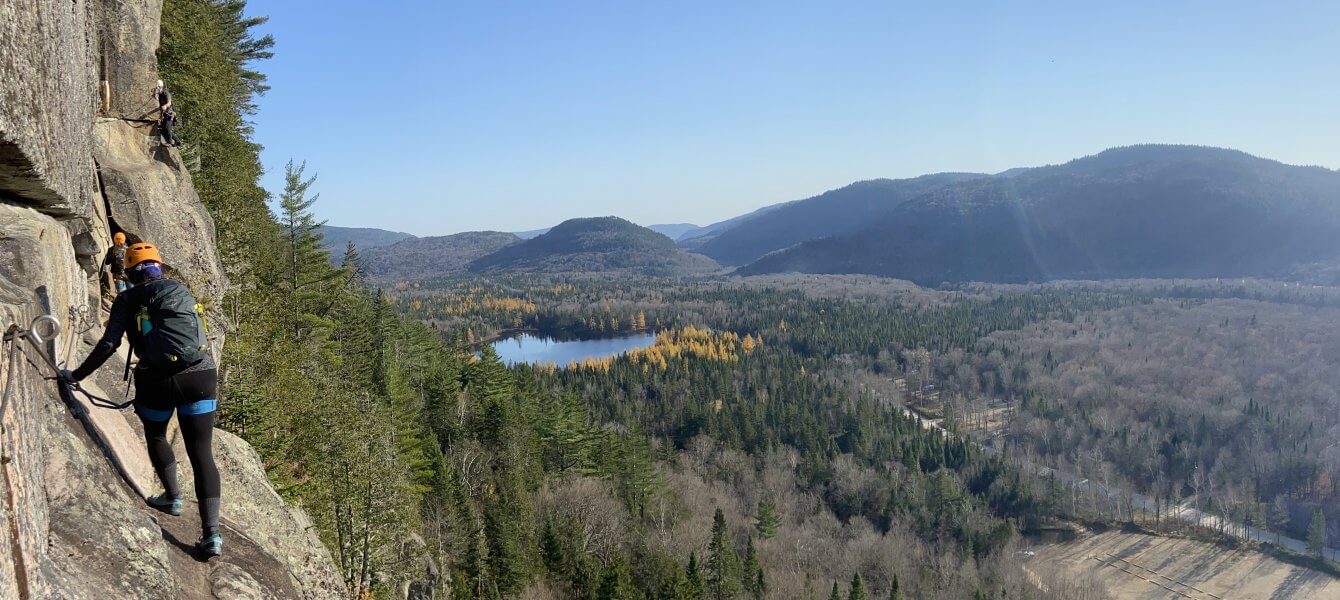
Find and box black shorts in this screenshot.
[133,367,218,422]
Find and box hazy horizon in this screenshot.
[248,1,1340,236]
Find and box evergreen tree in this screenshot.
[847,573,867,600]
[277,160,341,341]
[539,518,564,576]
[741,538,764,599]
[1307,509,1328,557]
[706,509,742,599]
[596,556,639,600]
[828,581,842,600]
[685,552,706,600]
[483,492,529,595]
[755,497,781,539]
[887,574,902,600]
[538,393,597,472]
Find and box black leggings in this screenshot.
[159,115,179,145]
[135,367,221,536]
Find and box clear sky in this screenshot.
[246,1,1340,236]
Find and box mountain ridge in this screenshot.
[684,173,989,265]
[360,230,521,281]
[470,216,719,276]
[740,145,1340,283]
[318,225,415,252]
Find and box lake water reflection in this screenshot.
[489,332,657,366]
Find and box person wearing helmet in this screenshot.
[102,232,130,294]
[154,79,180,147]
[62,242,223,557]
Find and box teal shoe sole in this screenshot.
[197,534,223,558]
[146,494,183,516]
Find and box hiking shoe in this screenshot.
[146,493,182,516]
[196,533,223,558]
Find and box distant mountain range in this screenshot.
[739,145,1340,283]
[515,222,701,240]
[676,203,790,246]
[685,173,988,265]
[470,217,718,277]
[359,231,521,281]
[318,225,415,252]
[320,145,1340,284]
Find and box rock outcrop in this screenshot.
[94,118,227,305]
[1,1,345,598]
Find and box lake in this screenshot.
[489,332,657,366]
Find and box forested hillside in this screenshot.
[964,291,1340,548]
[156,1,1337,597]
[469,217,719,277]
[741,146,1340,283]
[360,230,521,282]
[688,174,986,266]
[164,4,1097,597]
[153,14,1121,587]
[318,225,416,253]
[159,2,576,595]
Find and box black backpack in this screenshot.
[126,279,209,371]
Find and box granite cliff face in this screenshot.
[1,1,344,597]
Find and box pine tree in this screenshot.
[741,537,764,599]
[1307,509,1328,557]
[887,574,902,600]
[828,581,842,600]
[483,492,528,595]
[755,497,781,539]
[277,159,341,341]
[539,518,564,576]
[685,552,705,600]
[706,509,742,600]
[538,393,597,472]
[596,555,638,600]
[847,573,867,600]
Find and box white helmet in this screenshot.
[156,79,164,88]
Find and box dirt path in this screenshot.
[1029,530,1339,599]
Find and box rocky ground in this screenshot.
[1029,530,1339,599]
[1,0,345,597]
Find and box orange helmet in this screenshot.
[113,232,126,244]
[125,242,164,268]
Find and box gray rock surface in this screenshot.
[0,1,347,598]
[95,0,166,119]
[0,0,99,215]
[94,118,227,308]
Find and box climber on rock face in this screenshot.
[154,79,180,147]
[103,232,130,294]
[61,242,224,558]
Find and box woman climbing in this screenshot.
[62,242,223,557]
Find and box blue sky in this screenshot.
[247,1,1340,236]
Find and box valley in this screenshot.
[304,143,1340,597]
[374,271,1340,598]
[6,0,1335,596]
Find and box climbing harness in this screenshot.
[2,315,132,412]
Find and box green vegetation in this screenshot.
[1309,510,1329,557]
[160,2,1335,598]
